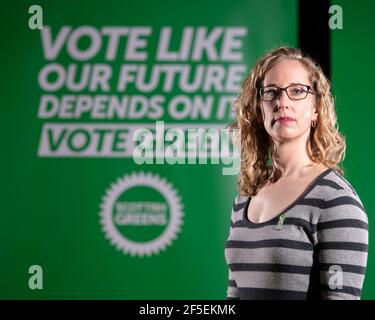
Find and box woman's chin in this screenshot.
[272,128,299,141]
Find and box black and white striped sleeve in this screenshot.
[227,269,239,300]
[226,196,240,300]
[317,190,369,299]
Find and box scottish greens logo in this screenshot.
[99,172,184,257]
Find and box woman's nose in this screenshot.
[277,90,290,108]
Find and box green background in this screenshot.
[331,0,374,300]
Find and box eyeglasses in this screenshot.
[259,84,315,102]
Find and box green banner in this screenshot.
[1,0,297,299]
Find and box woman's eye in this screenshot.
[265,89,277,96]
[291,88,304,95]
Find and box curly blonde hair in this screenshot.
[231,46,346,197]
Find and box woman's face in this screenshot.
[260,58,318,143]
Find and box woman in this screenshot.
[225,46,368,300]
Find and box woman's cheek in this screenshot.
[302,100,315,119]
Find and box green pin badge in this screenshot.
[276,213,286,230]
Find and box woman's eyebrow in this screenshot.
[263,83,278,87]
[263,82,307,87]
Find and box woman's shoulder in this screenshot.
[317,168,368,222]
[232,193,248,205]
[230,194,248,215]
[322,169,363,201]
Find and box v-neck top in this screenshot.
[225,169,368,300]
[243,168,334,227]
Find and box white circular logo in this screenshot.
[99,171,184,257]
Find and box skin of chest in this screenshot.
[247,176,316,224]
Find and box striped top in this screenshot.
[225,168,368,300]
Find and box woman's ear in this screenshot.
[312,104,319,121]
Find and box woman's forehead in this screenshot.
[263,59,310,86]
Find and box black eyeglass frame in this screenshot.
[259,84,316,101]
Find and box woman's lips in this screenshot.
[271,117,295,126]
[277,117,294,122]
[276,117,295,123]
